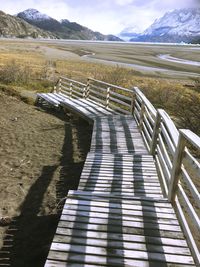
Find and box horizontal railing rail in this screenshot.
[133,87,156,152]
[53,76,200,265]
[87,78,134,114]
[54,76,87,99]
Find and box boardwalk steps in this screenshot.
[36,76,200,266]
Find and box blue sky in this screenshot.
[1,0,199,34]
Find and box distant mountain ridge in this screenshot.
[16,8,122,41]
[0,10,55,39]
[118,26,141,41]
[129,8,200,43]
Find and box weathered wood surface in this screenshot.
[46,191,195,266]
[90,115,148,154]
[78,152,163,197]
[37,91,196,266]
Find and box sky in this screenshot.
[1,0,199,35]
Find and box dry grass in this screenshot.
[0,41,199,135]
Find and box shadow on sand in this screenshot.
[0,106,92,267]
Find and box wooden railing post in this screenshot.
[86,79,90,99]
[53,85,57,93]
[106,87,110,108]
[139,101,145,131]
[83,87,86,98]
[69,82,73,98]
[168,132,187,203]
[130,92,135,115]
[58,78,62,93]
[150,111,161,155]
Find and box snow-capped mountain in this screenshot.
[17,9,62,32]
[17,8,51,21]
[16,9,122,41]
[129,8,200,43]
[0,10,55,38]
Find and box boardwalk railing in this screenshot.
[54,76,200,265]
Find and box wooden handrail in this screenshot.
[133,87,156,118]
[169,129,200,202]
[88,77,133,93]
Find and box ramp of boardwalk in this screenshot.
[36,77,200,267]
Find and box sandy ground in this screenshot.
[0,91,92,266]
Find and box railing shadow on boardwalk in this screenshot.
[0,106,92,267]
[132,156,167,267]
[57,155,168,266]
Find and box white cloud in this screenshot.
[115,0,134,6]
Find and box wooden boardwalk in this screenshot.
[37,77,200,266]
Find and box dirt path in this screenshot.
[0,91,92,266]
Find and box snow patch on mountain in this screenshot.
[144,8,200,37]
[124,8,200,43]
[17,8,51,21]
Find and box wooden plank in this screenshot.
[79,180,161,187]
[52,234,190,255]
[59,214,181,232]
[45,259,107,267]
[82,161,157,168]
[77,188,163,196]
[61,209,179,225]
[86,154,153,159]
[48,243,194,265]
[63,204,177,220]
[47,252,195,267]
[84,159,156,165]
[81,168,158,175]
[58,220,184,239]
[67,190,168,203]
[78,183,162,191]
[67,191,170,205]
[55,227,188,247]
[64,199,176,214]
